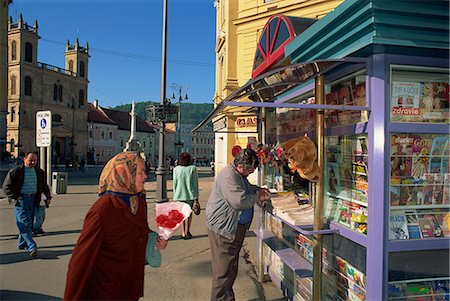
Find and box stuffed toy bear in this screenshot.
[282,136,320,182]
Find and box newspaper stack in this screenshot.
[270,192,314,225]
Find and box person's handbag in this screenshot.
[192,199,201,215]
[145,232,161,268]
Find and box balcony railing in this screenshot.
[37,62,76,77]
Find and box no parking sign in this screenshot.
[36,110,52,147]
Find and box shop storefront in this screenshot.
[195,0,449,300]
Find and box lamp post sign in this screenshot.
[36,110,52,147]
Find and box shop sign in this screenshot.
[236,116,257,128]
[213,117,227,131]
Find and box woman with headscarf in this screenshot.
[64,151,167,301]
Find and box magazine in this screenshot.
[405,210,422,239]
[390,186,401,206]
[411,136,433,180]
[390,135,413,179]
[391,82,421,122]
[429,136,449,174]
[325,92,339,127]
[433,213,450,237]
[417,217,435,238]
[389,211,409,240]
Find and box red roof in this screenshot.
[87,103,116,125]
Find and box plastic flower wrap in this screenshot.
[155,202,192,240]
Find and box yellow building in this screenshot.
[6,15,89,162]
[212,0,343,175]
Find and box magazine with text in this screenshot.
[389,210,409,240]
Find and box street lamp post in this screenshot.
[171,83,188,159]
[155,0,170,203]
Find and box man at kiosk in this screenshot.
[205,148,270,301]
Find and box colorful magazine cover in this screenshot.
[389,211,409,240]
[420,81,450,122]
[390,186,401,206]
[406,282,434,301]
[423,214,444,237]
[325,91,339,127]
[429,136,449,174]
[417,217,435,238]
[391,82,421,122]
[433,213,450,237]
[405,210,422,239]
[390,135,413,179]
[411,136,433,180]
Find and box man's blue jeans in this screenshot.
[14,195,37,252]
[33,205,46,232]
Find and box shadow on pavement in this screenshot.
[34,229,82,237]
[0,290,60,300]
[0,246,74,264]
[0,234,18,241]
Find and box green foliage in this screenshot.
[113,101,213,125]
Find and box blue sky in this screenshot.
[9,0,216,107]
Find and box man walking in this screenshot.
[2,152,52,257]
[205,148,270,301]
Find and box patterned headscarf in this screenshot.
[98,151,145,195]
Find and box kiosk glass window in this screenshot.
[389,133,449,241]
[390,66,449,124]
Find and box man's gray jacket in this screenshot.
[205,163,259,240]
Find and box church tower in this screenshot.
[65,38,90,79]
[8,14,39,68]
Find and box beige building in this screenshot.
[212,0,343,174]
[6,15,89,163]
[87,102,118,165]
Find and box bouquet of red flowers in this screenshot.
[155,202,192,240]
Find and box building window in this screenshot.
[79,61,85,78]
[143,141,146,147]
[68,60,73,71]
[10,139,15,152]
[53,84,58,101]
[58,85,63,101]
[24,77,32,96]
[10,75,16,95]
[79,89,84,107]
[107,150,111,156]
[120,139,124,147]
[11,40,16,61]
[10,107,15,122]
[109,132,112,140]
[89,130,93,138]
[25,42,33,63]
[101,131,105,139]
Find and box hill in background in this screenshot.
[114,101,214,126]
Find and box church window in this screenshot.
[79,61,85,78]
[68,60,73,72]
[11,41,16,61]
[24,77,32,96]
[25,42,33,63]
[79,89,85,107]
